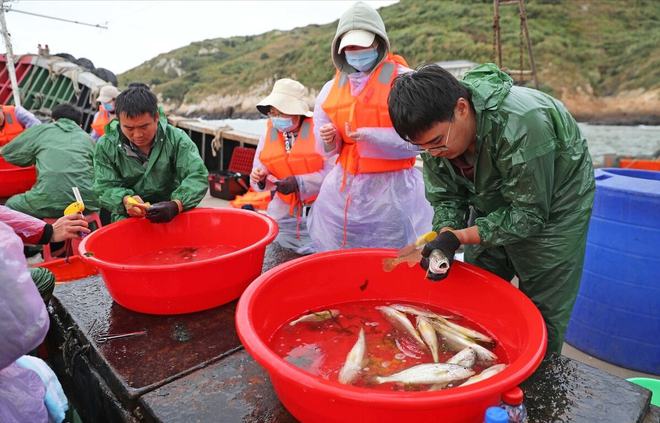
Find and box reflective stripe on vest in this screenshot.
[0,106,26,146]
[91,105,111,137]
[322,54,415,175]
[259,117,323,213]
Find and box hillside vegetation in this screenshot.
[120,0,660,123]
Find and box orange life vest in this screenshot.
[0,106,26,146]
[91,104,111,137]
[322,53,415,175]
[259,117,323,214]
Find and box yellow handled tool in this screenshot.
[64,187,85,215]
[125,196,151,209]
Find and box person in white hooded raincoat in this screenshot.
[308,1,433,251]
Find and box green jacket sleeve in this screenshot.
[170,128,208,210]
[93,143,135,216]
[0,125,46,166]
[475,110,556,247]
[422,153,470,232]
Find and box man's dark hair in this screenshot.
[127,82,149,89]
[115,86,158,119]
[52,103,82,125]
[388,64,471,142]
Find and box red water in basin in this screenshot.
[79,208,278,315]
[236,249,546,423]
[270,300,506,391]
[0,156,36,197]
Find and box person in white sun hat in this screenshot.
[307,1,433,251]
[250,78,333,254]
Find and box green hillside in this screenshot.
[120,0,660,113]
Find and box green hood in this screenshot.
[460,63,514,112]
[331,1,390,73]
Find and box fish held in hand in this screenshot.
[460,364,507,386]
[383,231,437,272]
[289,309,339,326]
[375,363,474,385]
[338,327,367,385]
[416,316,440,362]
[376,306,426,348]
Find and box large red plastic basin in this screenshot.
[79,208,278,315]
[0,156,36,197]
[236,249,547,423]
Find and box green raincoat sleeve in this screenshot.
[0,125,47,166]
[474,110,556,248]
[169,127,208,210]
[93,144,137,216]
[422,153,470,231]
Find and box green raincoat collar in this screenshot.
[460,63,513,112]
[53,118,81,132]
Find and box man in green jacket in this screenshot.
[94,86,208,222]
[1,103,99,217]
[388,63,595,355]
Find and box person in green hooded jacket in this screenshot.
[1,103,99,218]
[93,86,208,222]
[388,64,595,355]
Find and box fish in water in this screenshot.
[338,327,367,384]
[446,347,477,368]
[460,364,507,386]
[416,316,440,363]
[432,316,493,344]
[431,321,497,365]
[389,303,454,320]
[289,309,340,326]
[375,363,474,385]
[376,306,426,349]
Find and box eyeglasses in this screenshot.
[405,121,453,154]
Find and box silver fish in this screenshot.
[446,347,477,369]
[376,306,426,348]
[338,327,367,384]
[289,309,339,326]
[375,363,474,385]
[432,316,493,344]
[416,316,440,362]
[389,303,454,320]
[431,321,497,365]
[460,364,507,386]
[428,249,450,275]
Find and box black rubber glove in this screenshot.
[420,231,461,281]
[274,176,299,195]
[146,201,180,223]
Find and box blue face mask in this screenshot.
[102,101,115,113]
[345,48,379,72]
[271,117,294,132]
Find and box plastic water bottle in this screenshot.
[484,406,508,423]
[501,386,528,422]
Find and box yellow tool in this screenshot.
[382,231,438,272]
[125,196,151,209]
[64,187,85,215]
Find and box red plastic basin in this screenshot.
[0,156,36,197]
[79,208,278,315]
[34,256,98,282]
[236,249,547,423]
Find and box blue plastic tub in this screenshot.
[566,168,660,374]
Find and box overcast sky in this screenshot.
[2,0,397,74]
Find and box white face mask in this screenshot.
[345,47,379,72]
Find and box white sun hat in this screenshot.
[338,29,376,53]
[256,78,313,117]
[96,85,121,103]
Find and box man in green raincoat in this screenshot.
[1,103,99,217]
[94,86,208,222]
[388,64,595,355]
